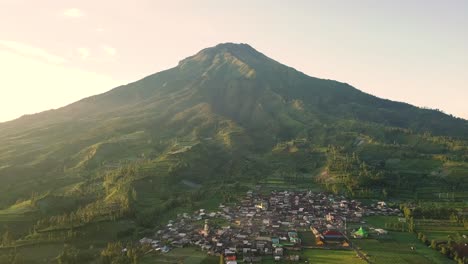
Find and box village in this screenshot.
[139,190,401,263]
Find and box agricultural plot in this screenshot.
[349,216,454,264]
[258,174,322,192]
[0,202,39,237]
[0,219,135,264]
[246,249,364,264]
[300,249,365,264]
[141,247,218,264]
[416,219,467,242]
[352,232,453,264]
[299,231,317,246]
[0,242,67,264]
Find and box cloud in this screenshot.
[63,8,85,18]
[96,27,105,32]
[101,44,117,56]
[77,48,90,60]
[0,40,66,64]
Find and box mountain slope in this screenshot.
[0,42,466,190]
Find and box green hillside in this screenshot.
[0,43,466,263]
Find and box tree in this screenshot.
[100,242,139,264]
[430,239,437,249]
[382,188,388,199]
[440,246,448,256]
[1,228,15,247]
[57,244,79,264]
[421,235,428,244]
[417,232,423,240]
[408,217,415,233]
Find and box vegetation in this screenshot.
[140,247,218,264]
[0,43,466,262]
[299,249,365,264]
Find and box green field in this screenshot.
[352,232,453,264]
[0,219,136,263]
[300,249,365,264]
[299,231,317,246]
[416,219,467,241]
[349,216,455,264]
[142,247,365,264]
[141,247,218,264]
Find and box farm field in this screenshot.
[299,231,317,246]
[415,219,467,241]
[352,232,453,264]
[349,216,455,264]
[0,219,135,263]
[248,249,364,264]
[140,247,218,264]
[300,249,365,264]
[0,242,70,264]
[0,202,39,237]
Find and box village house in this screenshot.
[142,189,398,259]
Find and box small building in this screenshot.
[375,228,388,235]
[354,226,368,238]
[274,247,284,256]
[288,231,300,244]
[323,230,344,240]
[271,237,280,246]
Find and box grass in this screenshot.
[352,232,453,264]
[142,244,362,264]
[0,242,67,264]
[0,219,136,264]
[415,219,467,242]
[349,216,454,264]
[364,216,399,226]
[300,249,365,264]
[299,231,317,246]
[0,203,39,238]
[140,247,218,264]
[255,249,364,264]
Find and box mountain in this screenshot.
[0,43,467,262]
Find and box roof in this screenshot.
[354,226,368,237]
[323,230,343,236]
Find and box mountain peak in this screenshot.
[210,42,257,53]
[177,43,281,77]
[179,43,259,64]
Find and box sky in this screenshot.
[0,0,467,122]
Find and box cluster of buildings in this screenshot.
[139,190,400,263]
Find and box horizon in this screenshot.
[1,0,467,122]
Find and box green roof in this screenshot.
[354,226,368,237]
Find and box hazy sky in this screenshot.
[1,0,467,122]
